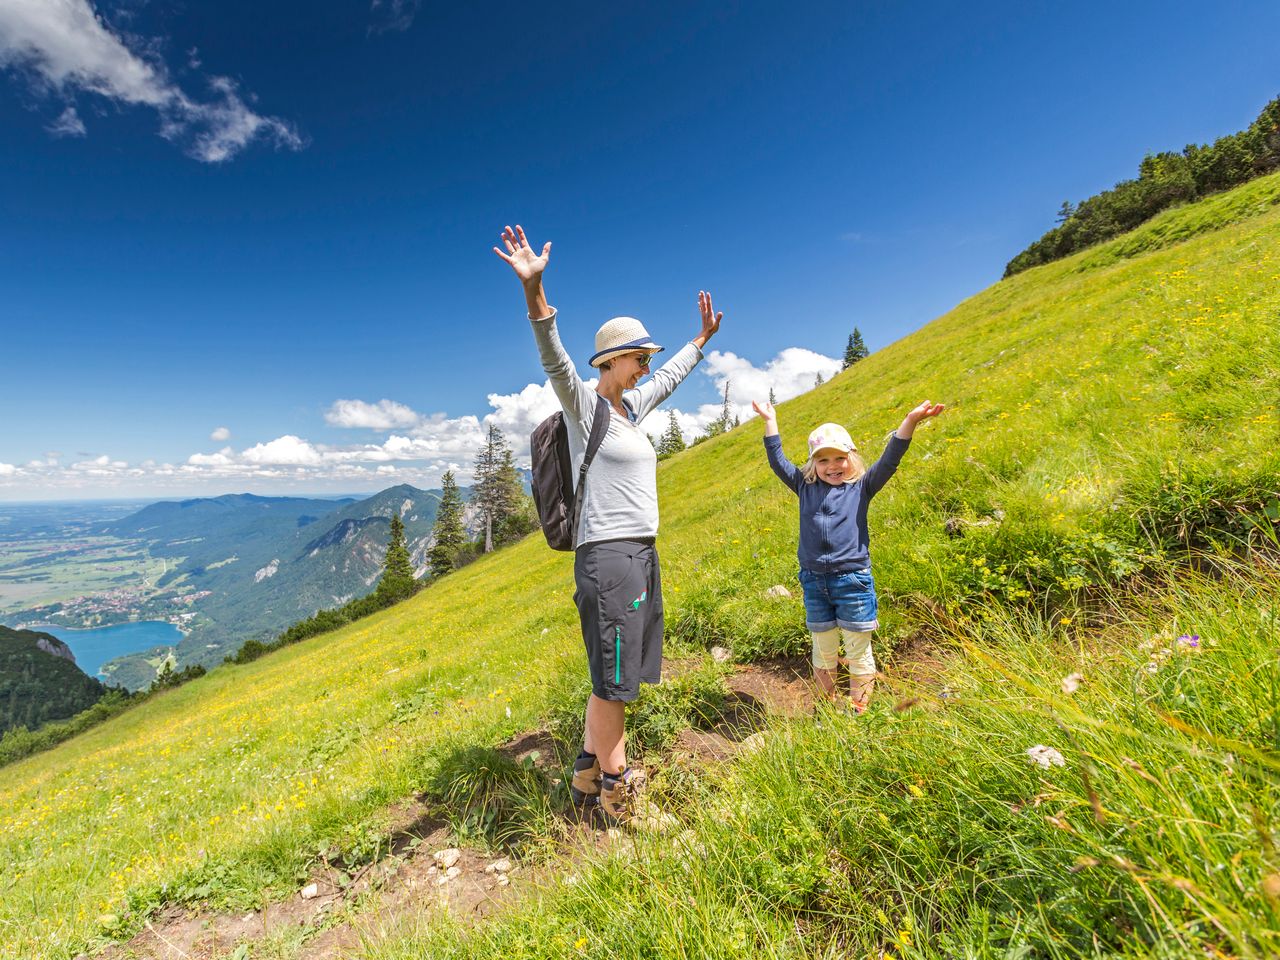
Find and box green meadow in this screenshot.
[2,171,1279,959]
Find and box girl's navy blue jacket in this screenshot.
[764,433,911,573]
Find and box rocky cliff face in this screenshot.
[35,635,77,665]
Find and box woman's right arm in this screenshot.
[494,224,595,425]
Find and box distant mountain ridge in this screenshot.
[99,485,470,686]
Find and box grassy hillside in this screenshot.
[2,171,1279,959]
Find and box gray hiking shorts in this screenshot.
[573,538,663,702]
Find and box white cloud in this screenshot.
[369,0,420,33]
[187,446,234,467]
[643,347,842,442]
[46,103,84,136]
[240,435,322,466]
[0,0,302,162]
[326,398,421,430]
[210,426,230,442]
[0,344,841,497]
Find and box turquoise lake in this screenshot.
[37,621,184,678]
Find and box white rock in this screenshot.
[710,645,731,663]
[434,848,462,869]
[740,732,766,753]
[300,883,319,900]
[435,874,451,886]
[765,584,792,598]
[446,866,462,879]
[485,857,513,874]
[496,874,510,887]
[241,913,255,922]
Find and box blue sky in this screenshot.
[2,0,1278,500]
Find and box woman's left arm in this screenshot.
[629,291,723,419]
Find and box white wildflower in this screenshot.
[1025,745,1066,769]
[1061,672,1084,694]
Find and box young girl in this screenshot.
[752,398,944,711]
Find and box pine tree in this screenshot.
[474,425,523,553]
[843,328,870,369]
[429,470,465,578]
[814,371,825,388]
[703,380,735,440]
[376,511,417,601]
[768,387,777,405]
[494,447,536,546]
[656,410,686,459]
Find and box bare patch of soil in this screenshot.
[99,803,528,960]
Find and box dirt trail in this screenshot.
[96,651,937,960]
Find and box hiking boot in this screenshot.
[598,767,647,825]
[570,754,601,805]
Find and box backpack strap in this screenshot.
[570,394,612,549]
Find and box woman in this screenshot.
[494,224,723,824]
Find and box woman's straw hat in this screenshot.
[589,316,665,368]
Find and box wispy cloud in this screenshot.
[0,0,302,162]
[369,0,420,34]
[209,426,230,442]
[45,103,84,136]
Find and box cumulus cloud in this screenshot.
[0,344,841,497]
[210,426,230,442]
[326,398,421,430]
[644,346,842,442]
[187,446,234,466]
[240,435,322,466]
[0,0,302,162]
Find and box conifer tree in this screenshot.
[376,511,417,601]
[429,470,465,578]
[702,380,735,440]
[656,410,686,459]
[814,371,825,388]
[474,425,521,553]
[843,328,870,368]
[494,447,536,546]
[768,387,777,405]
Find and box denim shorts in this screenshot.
[798,568,879,632]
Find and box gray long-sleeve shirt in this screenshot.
[765,432,911,573]
[531,309,704,547]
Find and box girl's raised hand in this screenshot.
[493,224,551,286]
[905,400,945,425]
[752,399,776,422]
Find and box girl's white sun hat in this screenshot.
[807,423,857,457]
[589,316,665,368]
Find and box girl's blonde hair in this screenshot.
[801,450,867,484]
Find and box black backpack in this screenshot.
[530,394,611,551]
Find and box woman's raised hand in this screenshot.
[693,290,723,349]
[493,225,551,286]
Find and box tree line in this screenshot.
[1005,95,1280,277]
